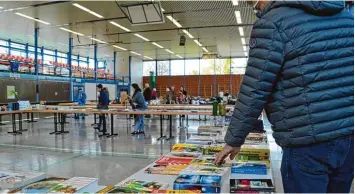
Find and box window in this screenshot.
[10,50,26,57]
[0,47,8,54]
[57,57,67,64]
[43,49,54,55]
[79,61,88,68]
[143,61,155,76]
[11,43,25,50]
[43,55,54,64]
[28,46,41,53]
[199,59,215,75]
[89,59,95,68]
[98,61,105,68]
[231,58,247,75]
[72,60,78,67]
[171,60,184,75]
[157,60,169,75]
[79,57,87,61]
[215,59,231,75]
[0,40,8,47]
[57,52,67,58]
[185,59,200,75]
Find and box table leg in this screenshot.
[107,113,118,137]
[17,113,28,132]
[166,115,175,141]
[0,115,6,125]
[8,113,21,135]
[99,114,108,137]
[59,113,69,134]
[157,114,166,140]
[28,112,37,123]
[63,114,69,124]
[50,113,58,134]
[91,113,97,126]
[186,115,189,127]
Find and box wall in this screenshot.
[143,74,243,98]
[116,52,129,76]
[85,83,116,101]
[39,81,70,102]
[130,56,143,95]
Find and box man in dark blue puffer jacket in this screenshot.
[214,1,354,193]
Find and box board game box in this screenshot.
[230,179,274,193]
[0,170,46,189]
[231,162,267,175]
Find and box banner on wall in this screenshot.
[7,86,16,99]
[150,71,156,89]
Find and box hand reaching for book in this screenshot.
[213,144,240,166]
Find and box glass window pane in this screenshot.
[143,61,155,76]
[79,61,88,68]
[89,59,95,68]
[215,59,231,75]
[200,59,215,75]
[11,43,25,50]
[79,57,87,61]
[0,40,8,46]
[57,52,67,58]
[185,59,199,75]
[72,60,78,67]
[43,55,54,64]
[57,57,67,64]
[98,61,105,68]
[11,50,22,56]
[231,58,247,75]
[157,61,169,75]
[0,47,8,54]
[43,49,54,55]
[171,60,184,75]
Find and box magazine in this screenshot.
[144,164,187,175]
[0,170,46,189]
[48,177,97,193]
[118,179,169,193]
[155,156,193,165]
[21,177,68,193]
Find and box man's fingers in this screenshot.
[229,151,238,160]
[214,151,228,166]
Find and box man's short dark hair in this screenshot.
[97,84,103,89]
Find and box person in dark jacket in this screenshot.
[143,83,152,102]
[130,83,147,135]
[214,1,354,193]
[94,84,109,132]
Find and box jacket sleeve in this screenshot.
[225,19,285,147]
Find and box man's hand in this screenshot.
[213,144,240,166]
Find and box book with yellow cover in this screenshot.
[239,144,270,158]
[202,144,224,155]
[172,144,203,153]
[153,190,201,193]
[144,164,188,175]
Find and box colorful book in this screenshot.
[172,144,203,153]
[0,170,46,189]
[185,139,213,145]
[202,144,224,155]
[20,177,68,193]
[235,160,271,169]
[144,164,188,175]
[118,179,169,193]
[190,157,232,167]
[166,152,202,159]
[155,156,193,165]
[173,174,222,193]
[153,190,202,193]
[239,144,270,158]
[189,132,219,137]
[231,162,267,175]
[180,163,229,177]
[48,177,97,193]
[230,179,274,193]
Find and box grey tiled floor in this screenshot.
[0,113,284,191]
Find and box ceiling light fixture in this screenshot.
[235,11,242,24]
[15,12,50,25]
[152,42,163,48]
[134,33,149,41]
[109,21,130,32]
[72,3,104,18]
[59,27,84,36]
[3,7,28,12]
[182,30,194,39]
[130,51,141,56]
[243,46,247,51]
[144,56,153,60]
[194,39,203,47]
[165,49,174,54]
[238,27,244,36]
[232,0,239,6]
[166,15,182,28]
[113,45,127,51]
[241,38,246,45]
[90,37,108,44]
[202,47,209,53]
[176,55,183,58]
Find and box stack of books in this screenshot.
[144,156,194,175]
[98,179,169,193]
[0,170,46,189]
[230,179,274,193]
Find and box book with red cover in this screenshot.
[155,156,193,165]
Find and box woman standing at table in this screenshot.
[130,83,147,135]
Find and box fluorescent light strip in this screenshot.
[144,56,153,60]
[109,21,130,32]
[152,42,163,48]
[194,40,203,47]
[232,0,239,6]
[0,7,3,9]
[165,49,174,54]
[72,3,104,18]
[166,15,182,28]
[15,12,50,25]
[3,7,28,12]
[182,30,194,39]
[60,27,84,36]
[241,38,246,45]
[243,46,247,51]
[235,11,242,24]
[130,51,141,56]
[134,33,149,41]
[238,27,244,36]
[176,55,183,58]
[113,45,127,51]
[90,38,108,44]
[202,47,209,53]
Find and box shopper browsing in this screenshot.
[130,83,147,135]
[151,88,157,100]
[75,88,87,120]
[214,1,354,193]
[94,84,109,132]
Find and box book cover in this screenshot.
[155,156,193,165]
[96,185,115,194]
[153,190,202,193]
[172,144,203,153]
[181,163,229,177]
[185,139,213,145]
[0,170,46,189]
[167,152,202,159]
[191,157,232,167]
[236,154,269,161]
[230,179,274,193]
[188,135,215,141]
[48,177,97,193]
[21,177,68,193]
[173,174,222,193]
[231,162,267,175]
[235,159,270,169]
[202,144,224,155]
[239,144,270,158]
[144,164,188,175]
[118,179,169,193]
[189,132,219,137]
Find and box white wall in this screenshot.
[130,56,143,95]
[84,83,116,101]
[116,52,129,76]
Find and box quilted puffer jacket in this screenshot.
[225,1,354,147]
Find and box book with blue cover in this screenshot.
[231,162,267,175]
